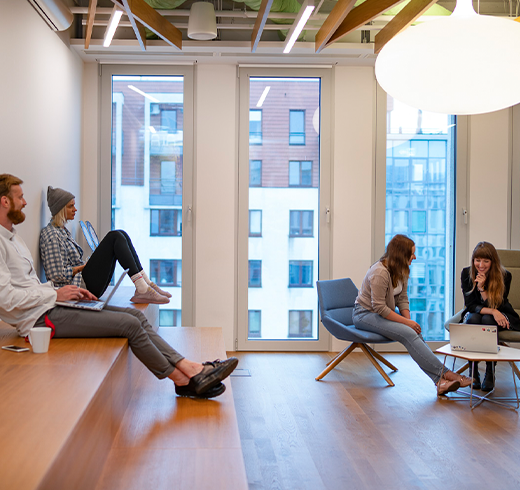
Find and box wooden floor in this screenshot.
[230,351,520,490]
[95,327,247,490]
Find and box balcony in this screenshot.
[149,178,182,206]
[149,130,183,156]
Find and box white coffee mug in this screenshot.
[28,327,52,353]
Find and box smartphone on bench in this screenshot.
[2,345,30,353]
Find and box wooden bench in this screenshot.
[0,287,246,490]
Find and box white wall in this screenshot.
[330,67,376,352]
[0,0,83,264]
[467,110,511,252]
[193,64,237,350]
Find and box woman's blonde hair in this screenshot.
[51,206,68,228]
[470,241,505,309]
[380,234,415,288]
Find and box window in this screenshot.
[411,210,426,233]
[150,209,182,236]
[248,260,262,287]
[159,309,181,326]
[385,95,456,340]
[161,109,177,132]
[288,311,312,338]
[289,260,313,287]
[289,211,313,237]
[150,259,181,287]
[289,161,312,187]
[249,109,262,145]
[249,210,262,237]
[250,160,262,187]
[289,110,305,145]
[248,310,261,338]
[160,160,176,195]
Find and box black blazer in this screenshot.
[460,266,520,328]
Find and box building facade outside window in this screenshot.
[248,310,261,337]
[289,260,313,287]
[249,210,262,237]
[289,110,305,145]
[250,160,262,187]
[159,309,181,327]
[245,76,322,343]
[150,209,182,236]
[288,310,312,337]
[150,259,182,287]
[289,160,312,187]
[385,96,456,340]
[249,109,262,145]
[289,210,313,237]
[248,260,262,287]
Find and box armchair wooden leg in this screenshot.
[364,345,398,372]
[359,344,395,387]
[315,343,357,381]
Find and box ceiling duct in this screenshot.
[27,0,73,31]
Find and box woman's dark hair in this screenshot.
[380,234,415,288]
[470,241,505,309]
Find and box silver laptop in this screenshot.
[55,269,129,311]
[449,323,499,354]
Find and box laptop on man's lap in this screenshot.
[55,269,128,311]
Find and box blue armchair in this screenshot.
[316,278,398,386]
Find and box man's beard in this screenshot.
[7,200,25,225]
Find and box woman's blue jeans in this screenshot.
[352,304,446,383]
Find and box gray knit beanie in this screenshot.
[47,186,75,217]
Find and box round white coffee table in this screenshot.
[435,344,520,410]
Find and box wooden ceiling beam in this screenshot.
[251,0,275,52]
[85,0,98,49]
[325,0,405,48]
[119,0,182,51]
[374,0,439,54]
[315,0,356,53]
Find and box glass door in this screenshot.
[238,68,331,350]
[100,66,194,326]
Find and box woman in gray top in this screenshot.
[352,234,472,395]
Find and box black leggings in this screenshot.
[465,312,520,331]
[82,230,143,297]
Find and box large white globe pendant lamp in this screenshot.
[375,0,520,115]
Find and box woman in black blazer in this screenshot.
[461,242,520,391]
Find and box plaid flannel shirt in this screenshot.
[39,222,84,288]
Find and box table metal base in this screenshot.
[439,357,520,410]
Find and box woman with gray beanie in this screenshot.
[40,186,170,304]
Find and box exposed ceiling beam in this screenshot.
[121,0,147,50]
[251,0,274,52]
[326,0,405,48]
[118,0,182,51]
[374,0,438,54]
[315,0,356,53]
[85,0,98,49]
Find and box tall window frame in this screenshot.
[374,84,469,348]
[237,67,332,352]
[100,65,195,326]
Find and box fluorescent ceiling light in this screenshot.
[103,6,123,47]
[256,86,271,107]
[127,85,160,103]
[283,1,315,54]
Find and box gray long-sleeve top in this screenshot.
[355,261,410,318]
